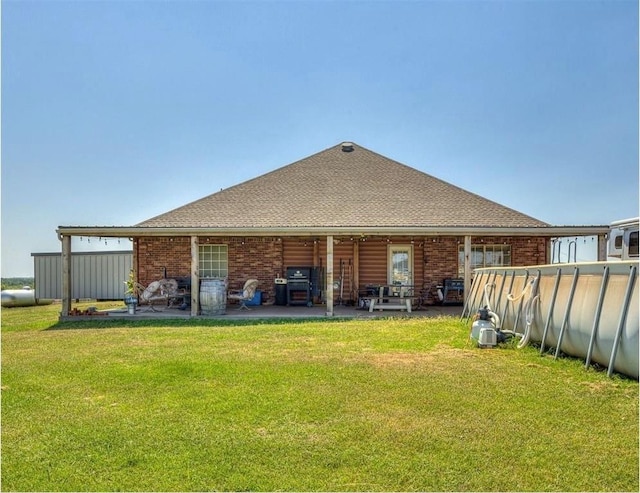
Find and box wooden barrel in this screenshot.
[200,279,226,315]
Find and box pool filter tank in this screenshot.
[471,307,498,348]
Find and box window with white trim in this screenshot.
[388,244,413,285]
[458,244,511,275]
[199,244,228,278]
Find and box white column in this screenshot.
[191,236,199,316]
[326,235,334,316]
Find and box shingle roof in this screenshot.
[137,142,549,229]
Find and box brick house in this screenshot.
[57,142,609,316]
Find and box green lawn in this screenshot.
[1,303,638,491]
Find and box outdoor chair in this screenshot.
[136,278,179,312]
[227,279,259,310]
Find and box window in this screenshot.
[628,231,639,257]
[199,244,228,278]
[458,244,511,274]
[614,234,623,249]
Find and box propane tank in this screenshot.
[1,287,53,308]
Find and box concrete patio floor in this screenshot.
[80,302,464,321]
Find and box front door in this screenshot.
[388,244,413,287]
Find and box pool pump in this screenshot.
[471,307,498,348]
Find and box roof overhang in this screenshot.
[57,225,611,239]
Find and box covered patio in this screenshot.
[55,143,609,321]
[61,300,464,322]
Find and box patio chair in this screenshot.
[228,279,259,310]
[137,278,178,312]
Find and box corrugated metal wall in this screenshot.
[33,253,62,300]
[32,251,133,300]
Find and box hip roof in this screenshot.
[137,142,550,230]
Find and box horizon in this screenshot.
[2,0,638,277]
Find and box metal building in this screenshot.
[32,251,133,300]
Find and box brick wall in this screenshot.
[226,237,283,301]
[135,236,283,302]
[422,236,460,290]
[135,237,191,284]
[420,235,547,302]
[135,235,548,304]
[508,236,547,266]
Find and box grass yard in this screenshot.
[1,303,638,491]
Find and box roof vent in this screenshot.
[341,142,354,152]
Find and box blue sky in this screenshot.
[2,0,638,277]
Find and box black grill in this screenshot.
[286,267,312,306]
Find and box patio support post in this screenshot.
[313,239,320,304]
[326,235,334,316]
[463,235,472,302]
[190,236,199,317]
[353,240,359,301]
[61,234,72,316]
[597,234,607,261]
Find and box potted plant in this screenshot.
[123,269,138,314]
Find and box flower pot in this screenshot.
[124,294,138,305]
[124,295,138,314]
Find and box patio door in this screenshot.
[388,244,413,287]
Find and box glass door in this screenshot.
[388,244,413,295]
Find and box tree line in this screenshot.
[1,278,35,290]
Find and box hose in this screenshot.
[517,294,539,349]
[488,309,501,331]
[483,283,495,310]
[480,283,503,330]
[498,276,540,348]
[506,278,534,302]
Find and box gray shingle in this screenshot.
[137,142,549,229]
